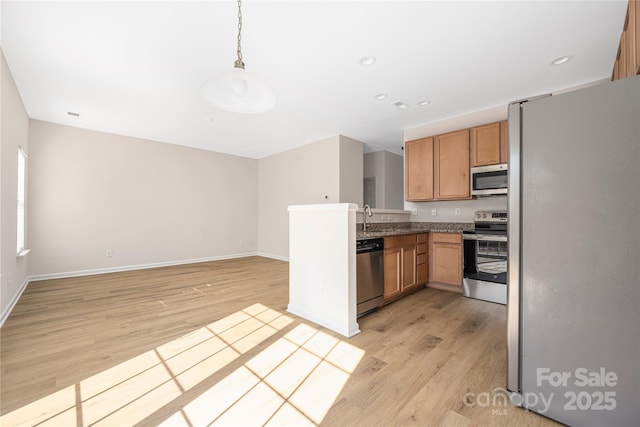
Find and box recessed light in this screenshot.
[417,100,431,106]
[392,100,409,110]
[67,111,80,117]
[374,93,388,101]
[359,56,376,66]
[550,55,572,66]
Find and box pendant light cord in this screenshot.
[235,0,244,69]
[202,0,275,112]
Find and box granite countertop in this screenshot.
[356,222,473,239]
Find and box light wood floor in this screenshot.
[0,256,560,426]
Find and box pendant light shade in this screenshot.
[202,64,275,114]
[202,0,275,114]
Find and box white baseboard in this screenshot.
[0,277,30,328]
[1,252,290,328]
[287,304,360,338]
[28,252,260,282]
[256,252,289,262]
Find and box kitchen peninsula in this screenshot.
[288,203,472,338]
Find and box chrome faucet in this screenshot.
[363,204,372,231]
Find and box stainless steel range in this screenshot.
[462,210,507,304]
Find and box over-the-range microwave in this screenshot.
[471,163,508,196]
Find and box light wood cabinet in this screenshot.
[416,233,428,285]
[434,130,470,200]
[383,246,403,300]
[406,121,512,201]
[636,0,640,75]
[625,1,637,76]
[383,233,427,302]
[470,122,501,167]
[470,121,509,167]
[500,120,509,164]
[613,0,639,80]
[405,137,434,201]
[429,232,463,287]
[402,244,417,291]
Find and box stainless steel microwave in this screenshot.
[471,163,508,196]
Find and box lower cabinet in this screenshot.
[416,233,428,285]
[429,232,463,287]
[383,233,428,302]
[383,245,403,300]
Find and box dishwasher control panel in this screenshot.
[356,238,384,253]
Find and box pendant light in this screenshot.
[202,0,275,113]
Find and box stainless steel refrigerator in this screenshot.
[507,75,639,426]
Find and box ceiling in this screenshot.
[1,1,629,159]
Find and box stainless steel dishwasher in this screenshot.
[356,237,384,317]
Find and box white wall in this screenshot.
[258,135,363,260]
[404,104,507,142]
[363,150,404,210]
[0,50,30,322]
[404,105,509,221]
[28,120,258,277]
[288,203,359,337]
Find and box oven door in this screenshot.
[463,232,507,304]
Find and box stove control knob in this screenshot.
[482,213,487,218]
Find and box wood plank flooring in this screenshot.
[0,256,559,426]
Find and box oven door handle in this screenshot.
[463,234,507,242]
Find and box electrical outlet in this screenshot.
[411,209,418,216]
[455,208,461,216]
[106,249,113,257]
[431,208,437,217]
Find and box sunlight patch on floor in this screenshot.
[162,323,366,426]
[1,303,365,426]
[0,303,294,426]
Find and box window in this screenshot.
[17,146,27,255]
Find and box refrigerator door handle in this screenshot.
[506,93,551,395]
[507,101,523,394]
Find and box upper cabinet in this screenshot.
[405,137,434,201]
[636,0,640,75]
[434,129,471,200]
[470,122,500,167]
[500,120,509,164]
[612,0,639,80]
[405,130,471,202]
[405,120,509,201]
[470,121,509,167]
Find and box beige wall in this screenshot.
[403,105,507,142]
[363,150,403,210]
[382,151,404,210]
[257,135,363,260]
[28,121,258,277]
[338,135,363,208]
[1,51,30,322]
[257,135,341,260]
